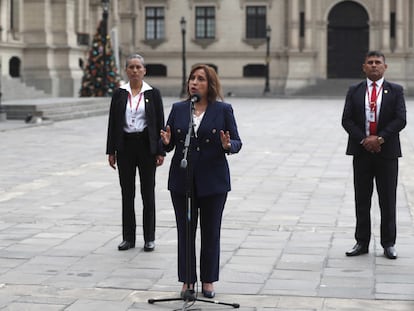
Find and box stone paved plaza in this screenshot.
[0,97,413,310]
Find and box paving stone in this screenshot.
[0,97,413,310]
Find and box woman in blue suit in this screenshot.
[160,64,242,298]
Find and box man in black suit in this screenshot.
[342,50,406,259]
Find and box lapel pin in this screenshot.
[384,90,388,94]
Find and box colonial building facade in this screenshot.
[1,0,414,98]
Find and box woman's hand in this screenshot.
[160,125,171,145]
[156,155,164,167]
[108,154,117,170]
[220,130,231,150]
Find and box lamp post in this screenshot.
[101,0,110,96]
[180,17,187,98]
[0,58,6,122]
[263,25,271,94]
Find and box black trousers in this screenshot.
[353,152,398,248]
[117,131,156,244]
[171,192,227,284]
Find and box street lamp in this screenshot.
[263,25,271,94]
[0,58,6,122]
[180,17,187,98]
[101,0,110,96]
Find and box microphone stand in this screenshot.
[148,98,240,310]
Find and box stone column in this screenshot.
[23,0,85,97]
[51,0,83,97]
[289,0,300,51]
[304,0,312,51]
[22,0,59,95]
[0,0,7,42]
[395,0,405,51]
[381,0,391,52]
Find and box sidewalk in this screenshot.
[0,97,413,310]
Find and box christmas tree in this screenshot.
[80,20,120,97]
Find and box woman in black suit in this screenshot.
[106,54,165,252]
[160,64,242,298]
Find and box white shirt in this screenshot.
[193,112,205,136]
[365,77,384,136]
[121,81,153,133]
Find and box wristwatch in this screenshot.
[378,136,385,144]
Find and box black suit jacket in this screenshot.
[106,87,165,156]
[342,80,406,159]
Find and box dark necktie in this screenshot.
[369,82,377,135]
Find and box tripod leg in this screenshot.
[148,297,183,304]
[192,297,240,308]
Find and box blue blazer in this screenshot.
[163,100,242,197]
[342,80,406,159]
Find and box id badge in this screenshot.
[368,111,375,122]
[128,115,136,127]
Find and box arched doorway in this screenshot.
[327,1,369,78]
[9,57,21,78]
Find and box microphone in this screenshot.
[190,93,201,103]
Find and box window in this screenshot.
[77,33,90,46]
[243,64,266,77]
[196,6,215,39]
[145,64,167,77]
[390,12,396,38]
[9,57,21,77]
[145,7,165,40]
[300,12,305,37]
[246,6,266,38]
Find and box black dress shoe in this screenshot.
[384,246,397,259]
[345,243,368,256]
[144,241,155,252]
[118,241,135,251]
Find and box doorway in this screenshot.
[327,1,369,78]
[9,57,21,78]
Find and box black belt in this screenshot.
[124,128,147,138]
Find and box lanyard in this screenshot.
[128,92,143,113]
[366,83,383,111]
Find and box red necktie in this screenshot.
[369,82,377,135]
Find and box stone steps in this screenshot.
[1,77,52,101]
[3,97,110,121]
[291,78,361,97]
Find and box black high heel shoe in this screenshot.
[180,283,195,299]
[202,283,215,298]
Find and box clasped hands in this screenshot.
[362,135,381,153]
[160,125,231,150]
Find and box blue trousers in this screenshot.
[171,192,227,284]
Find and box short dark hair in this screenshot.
[365,50,386,62]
